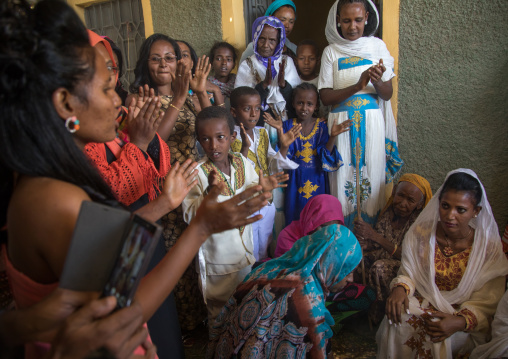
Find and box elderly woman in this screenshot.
[354,173,432,323]
[319,0,403,229]
[207,223,362,358]
[377,169,508,358]
[235,16,300,132]
[239,0,297,64]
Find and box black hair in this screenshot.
[176,40,198,75]
[195,106,235,137]
[103,36,128,104]
[0,0,116,226]
[230,86,260,109]
[336,0,377,37]
[439,172,482,206]
[292,82,320,105]
[104,36,123,78]
[129,33,181,94]
[297,39,320,57]
[209,41,238,66]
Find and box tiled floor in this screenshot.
[183,312,378,358]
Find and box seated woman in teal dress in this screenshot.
[207,223,362,358]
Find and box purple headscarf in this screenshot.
[252,16,286,77]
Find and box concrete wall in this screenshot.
[397,0,508,228]
[149,0,223,57]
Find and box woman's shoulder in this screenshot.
[10,177,90,220]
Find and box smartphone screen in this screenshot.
[102,215,161,308]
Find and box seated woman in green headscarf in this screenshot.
[353,173,432,323]
[207,223,362,358]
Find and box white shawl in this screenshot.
[394,168,508,312]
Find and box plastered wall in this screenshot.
[149,0,223,57]
[397,0,508,228]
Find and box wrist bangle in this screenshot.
[391,244,398,256]
[169,103,182,111]
[217,103,225,107]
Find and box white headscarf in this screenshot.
[325,0,394,69]
[398,168,508,313]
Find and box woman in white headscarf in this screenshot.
[377,169,508,359]
[318,0,403,229]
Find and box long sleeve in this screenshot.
[84,134,171,206]
[458,276,506,332]
[315,122,343,172]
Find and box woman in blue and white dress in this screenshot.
[319,0,403,229]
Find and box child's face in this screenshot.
[293,89,317,122]
[197,118,235,164]
[256,25,279,58]
[231,95,261,132]
[212,47,235,79]
[296,45,319,78]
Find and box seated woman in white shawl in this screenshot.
[377,169,508,359]
[235,15,300,145]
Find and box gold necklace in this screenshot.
[442,225,472,257]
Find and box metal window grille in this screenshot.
[243,0,271,44]
[85,0,145,90]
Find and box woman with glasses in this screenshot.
[130,34,213,333]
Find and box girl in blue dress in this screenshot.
[266,83,351,226]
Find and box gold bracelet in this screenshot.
[391,243,398,256]
[169,103,182,111]
[217,103,225,107]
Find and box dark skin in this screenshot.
[385,190,482,341]
[265,89,351,157]
[320,3,393,105]
[354,181,424,260]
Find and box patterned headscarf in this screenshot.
[209,224,362,358]
[252,16,286,77]
[265,0,297,17]
[380,173,432,216]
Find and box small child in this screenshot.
[208,41,237,108]
[229,86,301,261]
[296,40,329,118]
[182,106,288,327]
[296,39,320,86]
[265,83,351,226]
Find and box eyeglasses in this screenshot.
[148,55,177,64]
[107,65,119,76]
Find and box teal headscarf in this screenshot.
[264,0,296,17]
[208,224,362,358]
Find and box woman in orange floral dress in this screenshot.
[377,169,508,359]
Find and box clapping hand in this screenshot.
[127,94,164,152]
[258,169,289,194]
[160,159,198,211]
[263,112,282,131]
[190,55,211,94]
[239,123,251,157]
[279,123,302,149]
[134,85,155,118]
[171,60,191,101]
[368,59,386,84]
[263,58,273,89]
[330,119,352,137]
[195,182,271,235]
[278,57,286,88]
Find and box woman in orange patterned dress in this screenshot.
[377,169,508,359]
